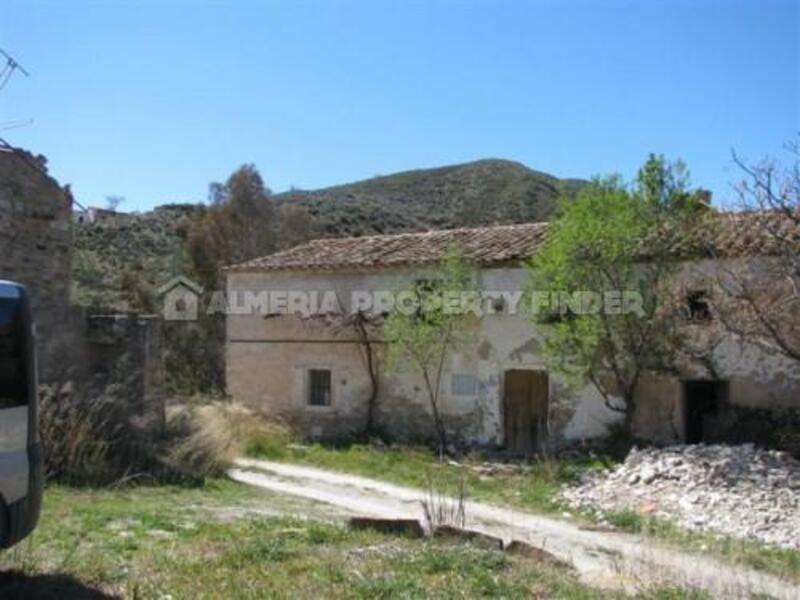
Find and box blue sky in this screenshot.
[2,0,798,211]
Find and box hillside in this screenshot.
[72,204,200,309]
[275,159,585,236]
[71,159,584,308]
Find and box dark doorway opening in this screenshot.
[503,369,549,455]
[683,380,726,443]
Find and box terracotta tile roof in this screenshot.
[650,211,800,259]
[710,210,800,257]
[224,212,800,274]
[224,222,549,273]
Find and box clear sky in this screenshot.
[2,0,798,211]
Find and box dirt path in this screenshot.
[229,458,800,599]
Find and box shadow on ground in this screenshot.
[0,570,118,599]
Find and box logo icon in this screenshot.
[157,276,203,321]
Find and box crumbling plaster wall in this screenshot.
[585,257,800,445]
[225,266,620,446]
[476,268,617,445]
[677,258,800,406]
[226,258,800,448]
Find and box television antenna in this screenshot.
[0,48,29,92]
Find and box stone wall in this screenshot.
[0,148,166,434]
[0,149,72,380]
[80,310,165,430]
[43,308,166,433]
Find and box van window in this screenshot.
[0,295,28,408]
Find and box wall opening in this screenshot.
[686,290,713,323]
[683,380,727,443]
[503,369,548,455]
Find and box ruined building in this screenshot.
[0,148,72,379]
[225,221,800,452]
[0,146,164,427]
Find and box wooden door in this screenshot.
[503,370,549,455]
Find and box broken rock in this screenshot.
[561,444,800,550]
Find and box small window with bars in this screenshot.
[308,369,332,406]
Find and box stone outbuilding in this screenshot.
[1,145,166,429]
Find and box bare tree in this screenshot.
[713,141,800,365]
[302,310,384,436]
[351,310,383,435]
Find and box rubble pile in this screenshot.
[561,444,800,549]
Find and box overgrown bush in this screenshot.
[39,380,290,486]
[38,381,162,485]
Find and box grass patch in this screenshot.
[603,509,800,583]
[605,509,644,531]
[0,482,700,599]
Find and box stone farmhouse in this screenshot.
[224,222,800,453]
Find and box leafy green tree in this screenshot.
[527,155,706,432]
[384,249,477,453]
[179,165,277,394]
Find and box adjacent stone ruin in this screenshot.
[0,146,165,428]
[0,148,72,379]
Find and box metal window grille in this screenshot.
[308,369,331,406]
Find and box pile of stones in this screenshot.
[561,444,800,549]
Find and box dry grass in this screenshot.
[38,395,110,483]
[39,385,129,485]
[39,383,291,486]
[421,470,467,530]
[163,400,296,478]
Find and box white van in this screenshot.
[0,281,43,547]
